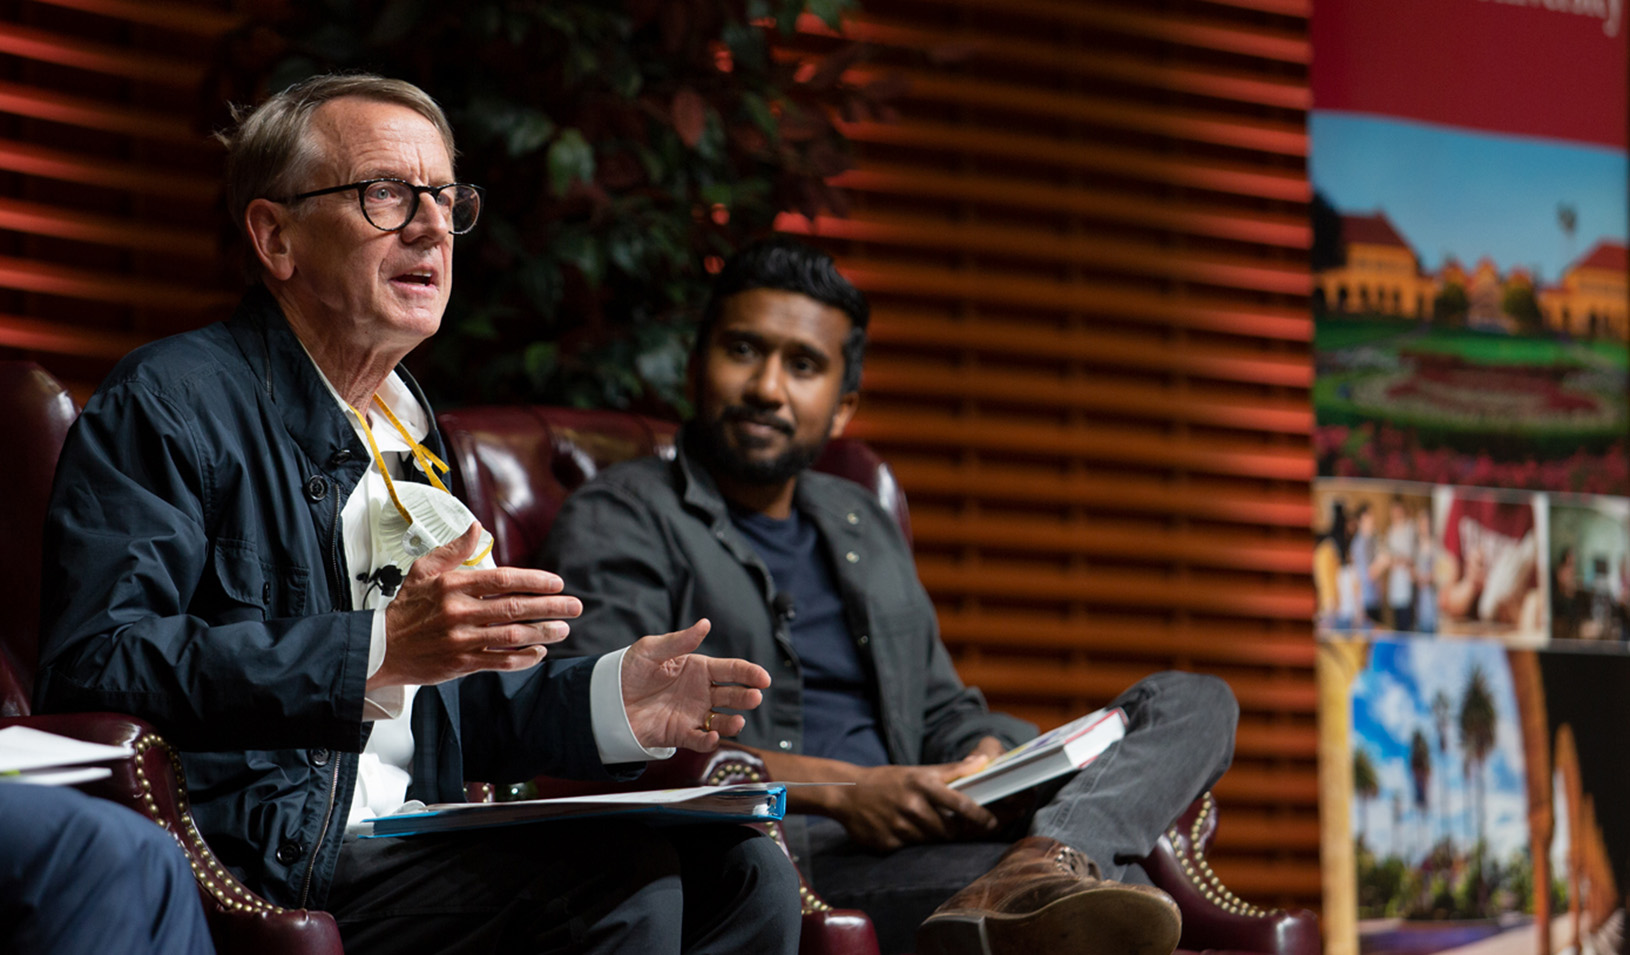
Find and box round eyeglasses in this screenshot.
[272,179,484,235]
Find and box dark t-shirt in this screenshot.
[730,506,891,767]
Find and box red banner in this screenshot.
[1313,0,1627,148]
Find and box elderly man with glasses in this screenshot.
[34,73,801,955]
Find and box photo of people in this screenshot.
[1547,498,1630,643]
[1316,480,1440,638]
[1432,487,1547,646]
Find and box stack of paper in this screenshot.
[0,725,134,786]
[365,782,789,838]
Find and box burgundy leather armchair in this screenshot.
[0,361,344,954]
[437,404,1321,955]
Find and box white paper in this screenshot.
[0,725,134,775]
[2,766,114,786]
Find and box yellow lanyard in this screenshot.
[348,394,491,566]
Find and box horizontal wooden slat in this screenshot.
[782,212,1310,295]
[851,66,1307,156]
[845,264,1314,350]
[0,80,204,144]
[800,1,1310,65]
[0,312,146,357]
[24,0,242,36]
[866,360,1311,434]
[911,511,1311,574]
[823,14,1309,110]
[0,139,217,200]
[0,196,215,257]
[0,23,206,85]
[837,119,1310,202]
[868,307,1310,375]
[970,670,1316,732]
[920,563,1315,619]
[1200,858,1321,901]
[937,612,1317,666]
[0,254,231,310]
[852,412,1312,481]
[830,163,1310,249]
[892,461,1312,528]
[1210,766,1319,806]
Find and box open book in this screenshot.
[0,725,134,786]
[948,707,1127,804]
[364,782,788,838]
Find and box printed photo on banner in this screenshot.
[1431,486,1547,646]
[1318,637,1629,955]
[1309,117,1629,496]
[1547,496,1630,643]
[1314,479,1438,638]
[1310,0,1629,497]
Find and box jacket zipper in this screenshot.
[299,491,350,907]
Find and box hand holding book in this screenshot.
[948,707,1127,805]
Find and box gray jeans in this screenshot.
[804,670,1238,955]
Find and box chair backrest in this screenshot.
[437,405,911,568]
[1,361,80,716]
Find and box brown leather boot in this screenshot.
[917,836,1182,955]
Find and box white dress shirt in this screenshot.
[299,354,672,828]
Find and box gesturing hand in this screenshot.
[830,755,1000,852]
[620,619,772,752]
[372,523,582,689]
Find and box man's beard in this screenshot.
[694,405,831,487]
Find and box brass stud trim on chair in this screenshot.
[1173,793,1275,919]
[702,759,834,915]
[132,734,287,916]
[799,884,832,913]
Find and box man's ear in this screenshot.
[245,198,296,281]
[828,390,860,439]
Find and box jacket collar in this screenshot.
[674,426,781,602]
[223,286,446,482]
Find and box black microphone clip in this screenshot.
[357,564,404,598]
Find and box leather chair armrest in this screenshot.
[1142,793,1320,955]
[1,713,344,954]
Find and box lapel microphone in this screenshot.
[357,564,404,598]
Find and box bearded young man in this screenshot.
[541,237,1243,955]
[35,74,801,954]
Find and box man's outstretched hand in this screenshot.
[620,619,771,752]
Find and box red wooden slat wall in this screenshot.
[0,0,237,398]
[779,0,1317,909]
[0,0,1319,912]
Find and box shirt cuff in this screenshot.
[590,648,676,764]
[362,607,405,721]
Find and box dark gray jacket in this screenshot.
[541,433,1035,858]
[37,288,617,910]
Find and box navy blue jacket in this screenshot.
[36,288,619,910]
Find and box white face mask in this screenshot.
[374,480,496,572]
[353,393,496,577]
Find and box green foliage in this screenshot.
[1502,284,1544,336]
[1433,282,1470,328]
[231,0,877,411]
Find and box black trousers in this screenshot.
[330,821,802,954]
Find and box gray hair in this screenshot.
[217,73,457,273]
